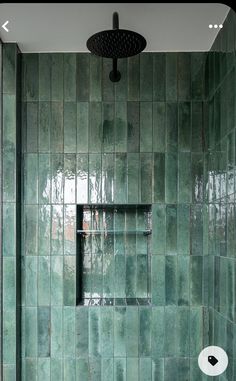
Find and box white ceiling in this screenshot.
[0,3,230,52]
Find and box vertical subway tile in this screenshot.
[25,359,37,381]
[64,359,76,381]
[192,102,203,152]
[115,101,127,152]
[3,44,16,94]
[165,153,177,203]
[114,153,127,204]
[192,153,204,203]
[38,306,50,357]
[25,101,38,152]
[64,53,76,101]
[178,101,191,151]
[2,203,15,257]
[51,53,63,101]
[190,256,203,305]
[153,153,165,203]
[127,101,140,152]
[25,307,37,357]
[64,204,76,255]
[190,308,203,356]
[165,306,177,356]
[140,53,153,101]
[38,256,50,306]
[166,205,177,255]
[140,358,152,381]
[178,152,191,203]
[63,307,75,357]
[127,358,139,381]
[191,204,203,256]
[166,102,178,152]
[51,205,63,256]
[115,58,128,101]
[3,308,16,363]
[89,154,102,203]
[64,102,77,153]
[127,153,139,203]
[101,307,114,357]
[140,102,153,152]
[153,53,166,101]
[140,153,152,203]
[51,307,63,357]
[38,154,50,203]
[77,53,89,101]
[3,94,16,150]
[139,307,151,356]
[76,307,88,357]
[114,358,126,381]
[152,358,164,381]
[114,307,126,357]
[136,255,148,297]
[51,359,62,381]
[51,256,63,305]
[22,53,39,101]
[39,54,51,101]
[89,307,101,356]
[89,102,102,152]
[90,55,102,101]
[64,154,76,203]
[76,359,89,381]
[39,101,50,152]
[153,102,166,152]
[102,153,114,203]
[24,205,38,256]
[25,256,37,306]
[177,204,190,255]
[102,102,115,152]
[51,102,63,152]
[126,255,137,298]
[152,204,166,254]
[128,55,140,101]
[165,256,177,305]
[178,53,191,100]
[63,256,76,305]
[77,102,89,153]
[3,258,16,308]
[102,58,115,101]
[152,256,165,305]
[114,255,126,298]
[38,359,50,381]
[38,205,51,256]
[166,53,177,101]
[191,52,205,100]
[126,307,139,357]
[151,307,165,358]
[3,151,15,202]
[177,307,190,355]
[24,153,38,204]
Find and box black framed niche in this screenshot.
[76,204,152,306]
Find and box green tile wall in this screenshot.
[204,9,236,381]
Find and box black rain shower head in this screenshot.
[86,12,147,82]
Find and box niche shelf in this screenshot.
[76,204,152,306]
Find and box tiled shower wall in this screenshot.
[205,9,236,381]
[19,50,209,381]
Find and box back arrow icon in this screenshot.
[2,21,9,32]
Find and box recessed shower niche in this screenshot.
[76,204,152,306]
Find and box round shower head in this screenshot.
[86,29,147,59]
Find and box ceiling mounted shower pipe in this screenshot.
[86,12,147,82]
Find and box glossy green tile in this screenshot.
[140,53,153,101]
[115,59,128,101]
[153,153,165,203]
[164,306,177,356]
[103,254,114,298]
[126,256,137,298]
[51,307,63,357]
[38,154,50,203]
[89,102,102,152]
[102,58,115,101]
[166,205,177,255]
[153,53,166,101]
[114,307,126,357]
[102,358,113,381]
[178,53,191,100]
[3,151,15,202]
[114,255,126,298]
[64,154,76,203]
[127,358,139,381]
[77,102,89,153]
[64,53,76,101]
[153,102,166,152]
[178,102,191,151]
[24,205,38,256]
[51,359,62,381]
[127,153,139,203]
[39,53,51,101]
[166,102,178,152]
[114,358,126,381]
[3,44,16,94]
[51,53,63,101]
[64,359,76,381]
[51,102,63,152]
[102,102,115,152]
[24,153,38,204]
[190,308,203,356]
[3,258,15,308]
[38,256,50,306]
[22,54,39,101]
[88,154,102,203]
[90,55,102,101]
[63,307,75,357]
[64,102,77,153]
[140,102,152,152]
[190,256,203,305]
[25,359,37,381]
[126,307,139,357]
[192,102,203,152]
[165,153,177,203]
[177,256,190,306]
[140,358,152,381]
[191,205,203,256]
[151,307,165,357]
[63,256,76,305]
[128,55,140,101]
[91,252,103,297]
[165,256,177,305]
[3,308,16,363]
[3,365,16,381]
[101,307,114,356]
[127,102,140,152]
[152,358,164,381]
[3,94,16,150]
[152,256,165,305]
[137,255,148,297]
[25,256,37,306]
[152,204,166,254]
[50,256,63,305]
[89,307,101,356]
[25,307,37,357]
[89,357,102,381]
[139,307,151,356]
[2,203,15,257]
[76,359,89,380]
[191,53,205,100]
[76,307,88,357]
[102,153,114,203]
[177,307,190,356]
[51,205,63,256]
[114,101,127,152]
[38,205,51,256]
[192,153,204,203]
[178,152,191,203]
[24,101,38,153]
[114,153,127,204]
[64,204,76,255]
[140,153,152,203]
[39,102,50,152]
[51,154,64,203]
[38,307,50,357]
[166,53,177,101]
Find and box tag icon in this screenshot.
[198,346,228,376]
